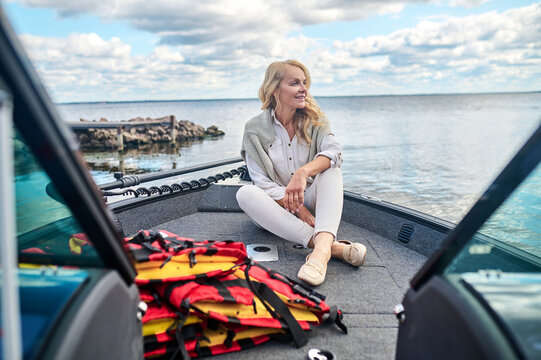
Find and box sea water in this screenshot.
[58,93,540,219]
[54,93,541,255]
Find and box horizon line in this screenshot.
[57,90,541,105]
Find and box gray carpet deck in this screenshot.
[152,211,427,360]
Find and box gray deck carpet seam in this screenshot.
[360,265,386,267]
[340,219,407,293]
[342,311,396,314]
[341,219,423,294]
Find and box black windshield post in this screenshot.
[411,123,541,290]
[0,7,136,284]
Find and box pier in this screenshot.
[67,115,223,151]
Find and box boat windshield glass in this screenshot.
[443,162,540,359]
[14,128,103,267]
[444,162,541,274]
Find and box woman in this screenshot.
[237,59,367,286]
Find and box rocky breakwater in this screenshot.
[73,115,225,150]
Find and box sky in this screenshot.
[2,0,541,103]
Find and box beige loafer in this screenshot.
[297,256,327,286]
[338,240,367,267]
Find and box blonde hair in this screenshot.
[258,59,325,143]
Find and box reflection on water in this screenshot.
[83,140,206,175]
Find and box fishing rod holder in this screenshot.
[99,156,244,191]
[101,165,249,201]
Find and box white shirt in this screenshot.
[246,112,343,200]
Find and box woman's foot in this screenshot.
[297,255,327,286]
[299,232,333,286]
[333,240,367,267]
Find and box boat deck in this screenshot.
[148,210,427,359]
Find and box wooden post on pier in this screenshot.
[170,115,176,147]
[119,151,125,173]
[117,126,124,152]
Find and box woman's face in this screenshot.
[274,65,307,111]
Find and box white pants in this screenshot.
[236,167,343,247]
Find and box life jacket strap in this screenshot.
[224,329,236,348]
[255,262,327,304]
[168,310,191,360]
[325,306,348,335]
[253,282,308,348]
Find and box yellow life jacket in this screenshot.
[126,230,347,359]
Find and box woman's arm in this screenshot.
[283,133,343,214]
[283,155,331,213]
[316,134,343,168]
[245,155,286,200]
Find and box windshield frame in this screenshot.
[0,7,136,284]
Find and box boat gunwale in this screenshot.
[108,180,456,236]
[344,190,455,234]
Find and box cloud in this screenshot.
[15,1,419,53]
[18,30,321,101]
[324,3,541,93]
[19,33,199,100]
[11,1,541,101]
[444,0,489,7]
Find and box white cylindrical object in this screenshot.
[0,91,22,360]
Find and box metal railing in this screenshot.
[99,156,245,191]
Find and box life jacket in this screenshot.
[20,233,89,256]
[126,230,347,359]
[144,321,284,359]
[126,230,248,285]
[69,233,91,255]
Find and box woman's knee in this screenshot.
[322,166,342,177]
[236,184,266,210]
[236,185,254,209]
[315,166,342,184]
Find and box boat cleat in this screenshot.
[308,348,335,360]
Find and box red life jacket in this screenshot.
[126,230,347,359]
[126,230,248,285]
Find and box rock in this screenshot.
[159,134,172,143]
[178,120,193,130]
[103,140,116,149]
[89,139,101,147]
[138,135,151,144]
[177,129,188,140]
[74,114,225,150]
[123,132,140,145]
[96,130,106,141]
[205,126,225,136]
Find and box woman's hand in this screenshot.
[276,199,314,226]
[284,168,309,213]
[296,205,315,227]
